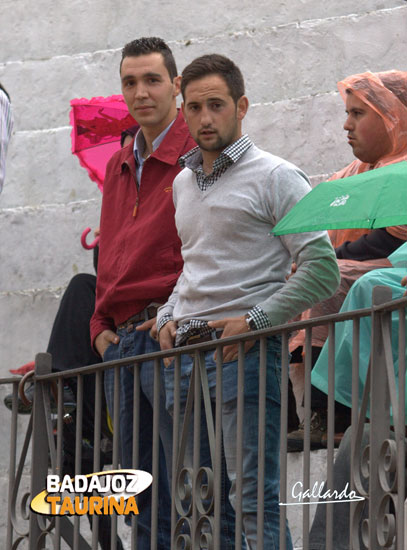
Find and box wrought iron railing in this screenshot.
[1,287,406,549]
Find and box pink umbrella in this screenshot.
[70,94,137,248]
[69,94,137,192]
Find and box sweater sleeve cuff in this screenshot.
[247,305,271,330]
[157,314,174,334]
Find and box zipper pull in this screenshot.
[133,197,139,217]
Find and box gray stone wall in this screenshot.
[1,1,407,374]
[0,1,407,547]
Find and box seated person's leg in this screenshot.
[50,273,123,549]
[47,273,99,373]
[311,267,406,416]
[288,266,404,451]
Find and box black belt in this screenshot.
[117,306,159,332]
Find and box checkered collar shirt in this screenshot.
[179,134,253,191]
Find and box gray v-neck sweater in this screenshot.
[158,144,339,327]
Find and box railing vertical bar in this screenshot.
[256,336,267,550]
[235,340,245,550]
[6,381,18,550]
[326,323,335,550]
[214,343,223,550]
[54,378,64,550]
[111,365,121,550]
[171,354,181,548]
[131,363,140,550]
[192,350,201,547]
[112,366,121,469]
[29,352,52,550]
[369,286,392,549]
[279,332,289,550]
[350,316,360,549]
[91,370,102,550]
[302,327,312,550]
[397,308,405,550]
[151,359,161,550]
[73,374,84,550]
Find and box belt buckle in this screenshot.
[187,333,202,344]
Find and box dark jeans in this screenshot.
[104,323,172,550]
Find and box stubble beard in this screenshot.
[196,123,238,153]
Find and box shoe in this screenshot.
[287,410,327,452]
[3,383,76,415]
[321,431,344,448]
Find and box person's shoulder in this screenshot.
[162,111,196,158]
[111,142,133,165]
[0,88,11,108]
[329,159,362,181]
[104,143,133,183]
[247,144,308,179]
[173,165,194,185]
[0,88,9,100]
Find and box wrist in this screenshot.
[157,314,174,334]
[245,313,257,331]
[246,306,272,331]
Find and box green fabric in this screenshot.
[311,242,407,418]
[272,161,407,236]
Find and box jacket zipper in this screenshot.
[133,197,139,218]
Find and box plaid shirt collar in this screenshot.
[179,134,253,191]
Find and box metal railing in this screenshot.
[1,286,406,549]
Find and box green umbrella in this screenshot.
[272,161,407,236]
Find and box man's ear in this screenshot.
[173,75,181,97]
[236,95,249,121]
[181,101,185,118]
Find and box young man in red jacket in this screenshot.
[90,37,195,548]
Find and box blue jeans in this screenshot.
[165,335,292,550]
[104,322,172,550]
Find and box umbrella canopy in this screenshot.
[69,94,137,192]
[272,161,407,236]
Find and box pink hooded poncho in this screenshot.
[291,70,407,351]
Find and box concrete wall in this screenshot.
[1,1,407,373]
[0,1,407,547]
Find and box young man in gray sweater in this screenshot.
[157,54,340,549]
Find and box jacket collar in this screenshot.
[121,109,191,173]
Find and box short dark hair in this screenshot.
[181,54,245,104]
[120,37,178,80]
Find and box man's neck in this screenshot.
[201,133,242,175]
[140,108,178,158]
[202,151,221,175]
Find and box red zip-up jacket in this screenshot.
[90,110,195,347]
